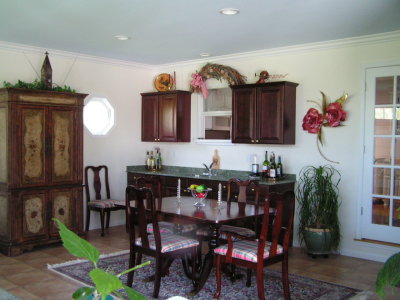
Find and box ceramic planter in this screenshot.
[304,227,332,257]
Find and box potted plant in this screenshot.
[53,218,150,300]
[296,165,341,257]
[375,207,400,299]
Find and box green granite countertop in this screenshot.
[126,165,295,186]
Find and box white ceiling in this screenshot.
[1,0,400,65]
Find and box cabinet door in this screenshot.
[232,88,257,143]
[158,94,177,142]
[21,190,48,241]
[49,107,78,184]
[20,106,47,186]
[142,95,159,142]
[257,86,284,144]
[49,188,77,236]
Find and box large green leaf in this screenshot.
[53,218,100,266]
[90,268,122,299]
[72,287,95,300]
[123,285,148,300]
[376,252,400,299]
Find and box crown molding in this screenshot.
[1,30,399,71]
[158,30,400,69]
[0,40,158,70]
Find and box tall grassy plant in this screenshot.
[296,165,341,250]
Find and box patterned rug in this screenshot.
[48,250,363,300]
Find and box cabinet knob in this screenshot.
[251,188,255,191]
[251,140,255,143]
[256,140,259,143]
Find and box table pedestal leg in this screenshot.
[189,224,219,296]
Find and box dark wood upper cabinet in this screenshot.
[141,90,191,142]
[231,81,298,144]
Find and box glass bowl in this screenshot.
[188,188,212,207]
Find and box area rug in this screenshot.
[48,250,363,300]
[0,288,22,300]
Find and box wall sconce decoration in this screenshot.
[302,92,349,163]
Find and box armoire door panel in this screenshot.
[50,108,75,184]
[21,107,46,186]
[258,87,283,143]
[49,188,75,236]
[21,192,47,241]
[158,94,177,141]
[141,95,158,142]
[232,88,256,143]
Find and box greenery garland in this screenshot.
[3,79,76,93]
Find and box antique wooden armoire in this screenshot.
[0,88,87,255]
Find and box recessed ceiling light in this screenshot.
[114,35,130,41]
[219,8,240,15]
[200,53,211,57]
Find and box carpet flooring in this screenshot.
[48,250,362,300]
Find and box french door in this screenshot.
[362,66,400,244]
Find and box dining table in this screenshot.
[157,196,263,295]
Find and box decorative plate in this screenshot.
[154,73,173,92]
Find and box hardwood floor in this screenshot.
[0,225,397,299]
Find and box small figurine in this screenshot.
[41,52,52,89]
[256,70,269,84]
[212,149,221,169]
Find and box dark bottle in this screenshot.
[269,152,276,178]
[262,151,270,178]
[277,156,283,177]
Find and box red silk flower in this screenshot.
[302,108,323,134]
[325,102,347,127]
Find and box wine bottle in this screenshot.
[277,155,283,178]
[157,150,162,170]
[145,151,150,170]
[269,152,276,178]
[262,151,270,178]
[149,151,155,170]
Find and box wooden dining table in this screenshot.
[158,196,263,295]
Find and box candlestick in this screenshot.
[177,178,181,200]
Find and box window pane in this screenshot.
[393,199,400,227]
[372,197,389,225]
[397,76,400,104]
[373,168,391,195]
[374,137,391,165]
[204,116,231,139]
[204,88,232,112]
[375,77,393,105]
[374,107,393,135]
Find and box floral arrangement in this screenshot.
[302,92,348,163]
[190,63,246,99]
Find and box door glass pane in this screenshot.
[396,107,400,135]
[373,168,391,195]
[372,197,389,225]
[374,137,391,165]
[395,138,400,166]
[376,77,394,105]
[393,199,400,227]
[374,107,393,135]
[397,76,400,104]
[394,169,400,196]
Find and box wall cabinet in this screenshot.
[231,81,298,144]
[0,88,87,255]
[141,90,191,142]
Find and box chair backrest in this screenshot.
[125,185,162,252]
[84,165,111,202]
[226,178,260,205]
[135,176,162,209]
[259,191,295,258]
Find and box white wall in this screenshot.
[1,32,400,262]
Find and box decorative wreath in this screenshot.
[190,63,246,99]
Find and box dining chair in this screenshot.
[84,165,125,236]
[196,178,260,241]
[213,191,295,300]
[134,176,197,235]
[125,185,198,298]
